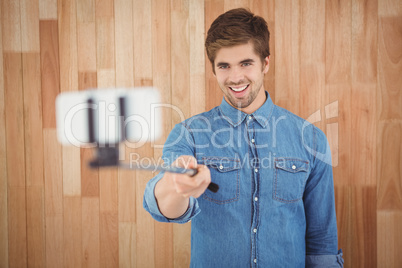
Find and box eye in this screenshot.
[218,65,229,69]
[242,62,252,67]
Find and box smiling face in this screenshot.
[214,42,270,114]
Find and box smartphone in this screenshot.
[55,87,162,147]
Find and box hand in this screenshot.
[154,155,211,219]
[170,155,211,198]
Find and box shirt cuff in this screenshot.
[143,172,200,224]
[306,249,344,268]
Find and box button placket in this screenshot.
[248,113,259,267]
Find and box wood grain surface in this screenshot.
[0,2,8,264]
[1,1,401,267]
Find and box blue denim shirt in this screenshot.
[144,92,344,267]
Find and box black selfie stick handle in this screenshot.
[129,164,220,193]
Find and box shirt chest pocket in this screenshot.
[273,158,309,203]
[200,157,240,204]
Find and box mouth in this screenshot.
[229,84,249,93]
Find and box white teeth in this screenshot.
[230,85,248,92]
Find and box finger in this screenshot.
[174,175,210,198]
[170,163,211,197]
[197,164,209,174]
[178,184,206,198]
[196,165,211,183]
[173,174,205,194]
[173,174,202,189]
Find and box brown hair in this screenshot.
[205,8,270,72]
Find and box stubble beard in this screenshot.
[222,80,262,110]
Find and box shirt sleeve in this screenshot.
[306,249,344,267]
[142,123,201,224]
[303,127,344,267]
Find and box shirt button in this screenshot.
[254,168,258,173]
[219,165,223,170]
[254,259,257,263]
[292,165,296,170]
[251,138,255,143]
[254,197,258,202]
[253,228,257,233]
[248,116,252,120]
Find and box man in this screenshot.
[144,8,344,267]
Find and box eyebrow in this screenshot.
[216,62,229,68]
[240,59,255,64]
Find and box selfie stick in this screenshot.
[88,146,219,193]
[86,97,219,193]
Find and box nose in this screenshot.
[228,66,244,84]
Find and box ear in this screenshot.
[263,56,270,74]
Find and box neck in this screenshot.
[239,89,267,114]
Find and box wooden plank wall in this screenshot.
[0,0,401,267]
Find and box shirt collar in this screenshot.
[218,91,274,128]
